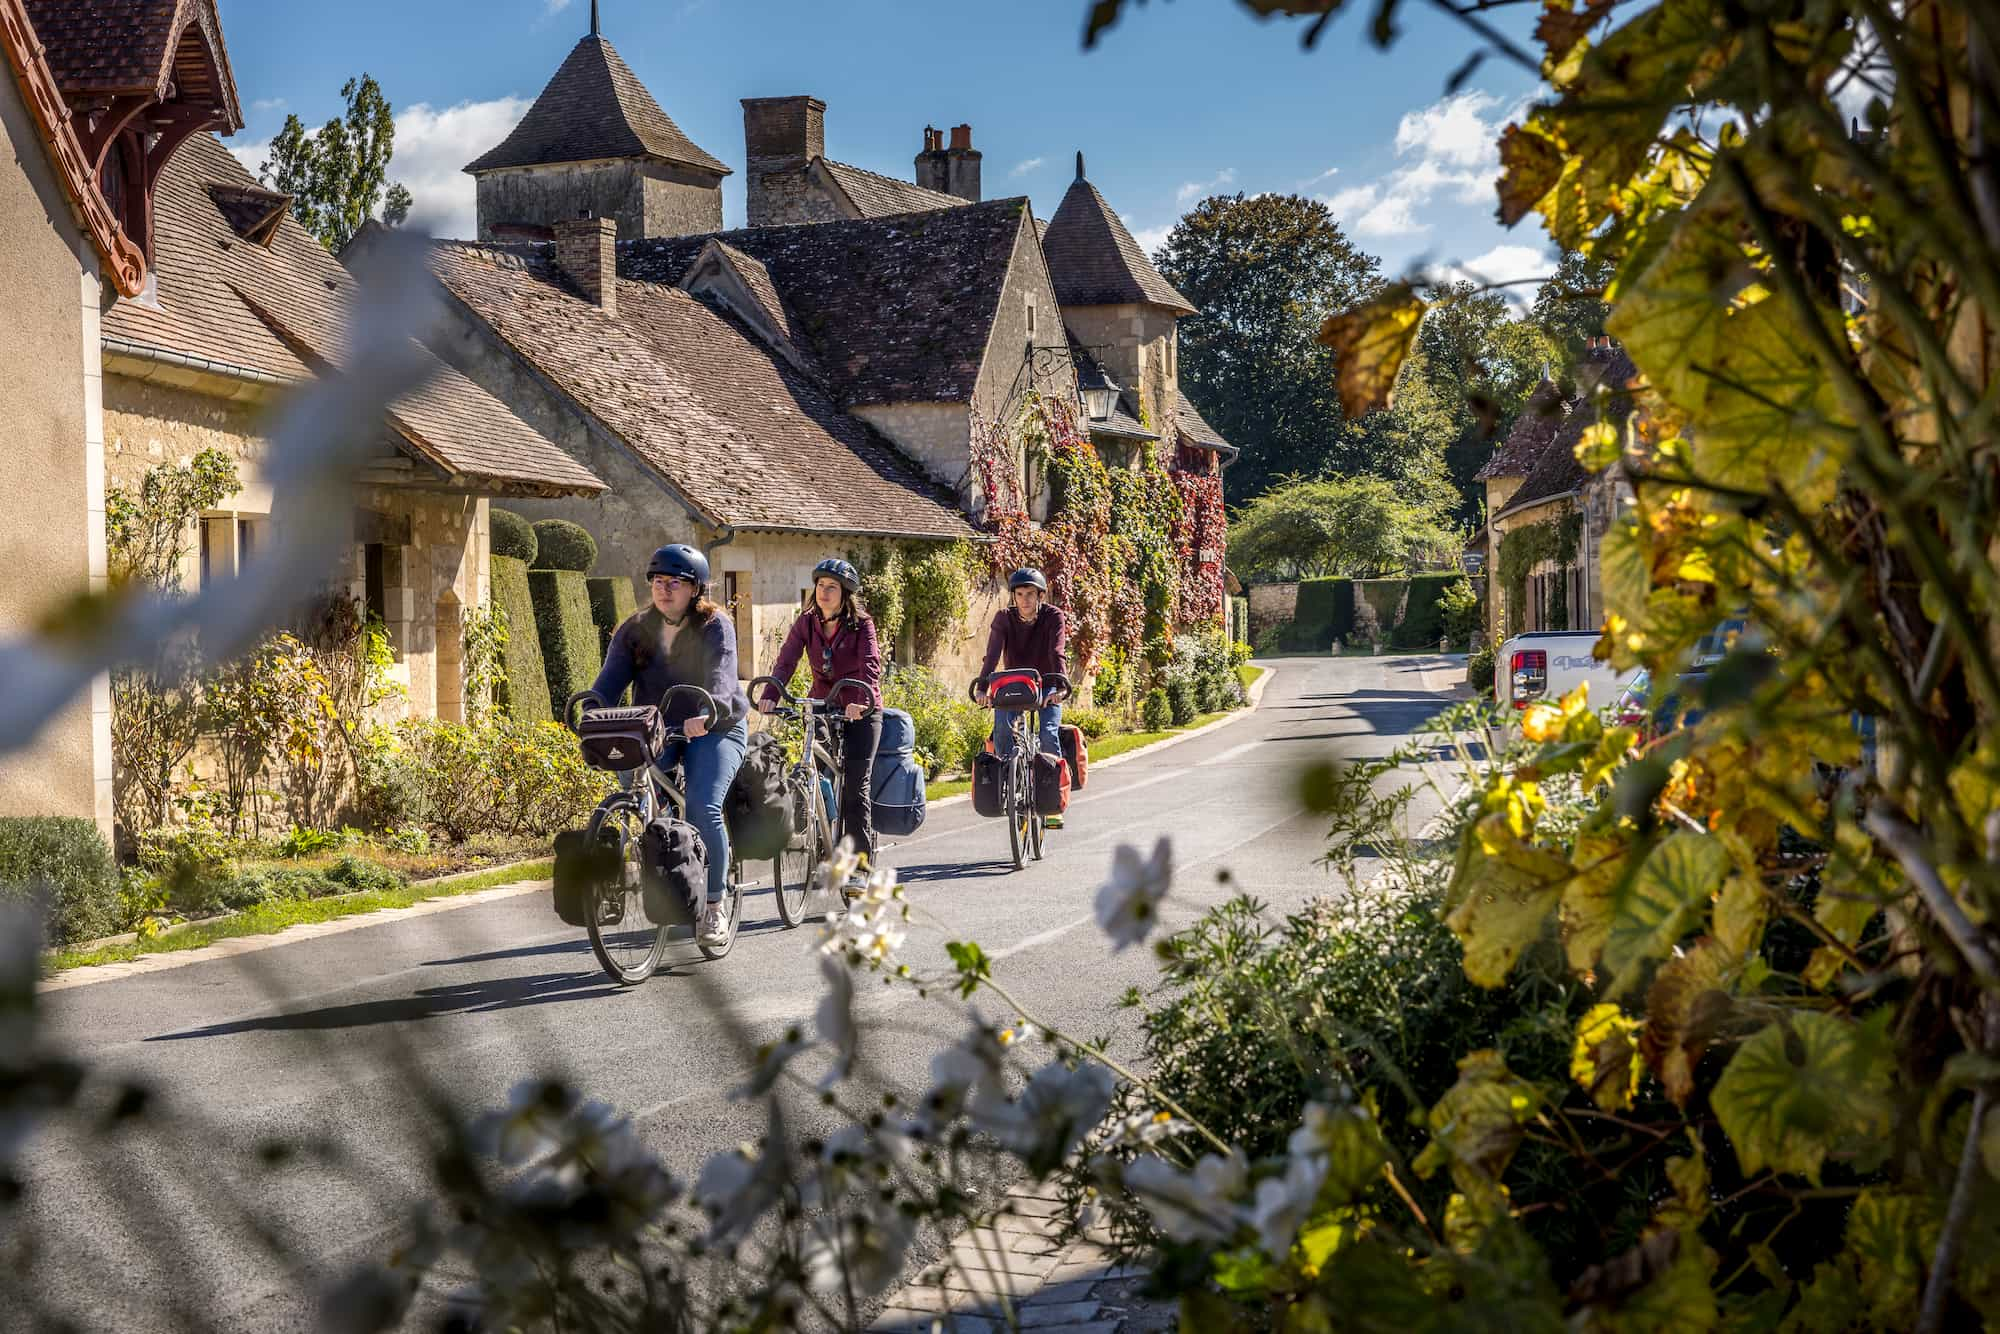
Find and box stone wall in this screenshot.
[0,74,112,836]
[850,402,973,504]
[971,214,1081,428]
[1058,302,1178,450]
[1247,583,1299,643]
[745,165,849,228]
[475,159,722,243]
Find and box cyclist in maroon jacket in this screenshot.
[757,558,882,878]
[975,568,1068,826]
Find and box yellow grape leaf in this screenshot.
[1802,889,1880,991]
[1533,0,1615,71]
[1711,1011,1894,1183]
[1574,419,1622,471]
[1582,726,1639,792]
[1603,832,1728,992]
[1496,119,1567,228]
[1446,859,1563,988]
[1562,832,1629,972]
[1713,874,1767,958]
[1950,740,2000,831]
[1414,1051,1540,1193]
[1521,703,1566,743]
[1319,284,1425,419]
[1659,1141,1709,1230]
[1571,1003,1645,1112]
[1640,938,1736,1106]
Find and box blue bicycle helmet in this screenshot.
[647,543,709,587]
[1008,568,1048,593]
[813,558,861,593]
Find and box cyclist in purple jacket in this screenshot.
[975,568,1068,827]
[757,558,882,880]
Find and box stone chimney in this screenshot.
[742,96,825,226]
[916,123,981,202]
[555,215,618,315]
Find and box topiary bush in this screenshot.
[490,508,537,565]
[489,555,552,726]
[585,575,638,656]
[530,519,596,574]
[0,816,122,946]
[1393,574,1459,647]
[1167,677,1198,726]
[1141,687,1171,732]
[529,569,600,719]
[1282,577,1355,651]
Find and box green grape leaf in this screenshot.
[1604,832,1727,992]
[1711,1010,1894,1183]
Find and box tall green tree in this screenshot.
[1530,248,1613,365]
[1228,475,1458,581]
[1156,193,1383,501]
[260,74,412,251]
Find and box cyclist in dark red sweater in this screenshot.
[757,558,882,877]
[975,568,1069,826]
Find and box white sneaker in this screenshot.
[698,900,731,946]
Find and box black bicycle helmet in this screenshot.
[813,558,861,593]
[647,543,709,587]
[1008,568,1048,593]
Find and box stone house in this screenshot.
[440,15,1237,677]
[103,131,605,724]
[1476,338,1635,643]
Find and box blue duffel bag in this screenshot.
[871,707,927,835]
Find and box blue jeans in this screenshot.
[654,718,748,903]
[992,703,1062,760]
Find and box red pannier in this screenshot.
[1059,724,1088,790]
[1033,751,1070,816]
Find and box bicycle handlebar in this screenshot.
[969,671,1072,708]
[750,674,878,718]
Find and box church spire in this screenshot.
[590,0,600,37]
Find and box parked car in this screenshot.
[1493,631,1641,714]
[1613,667,1709,742]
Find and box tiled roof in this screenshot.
[23,0,239,127]
[1174,394,1233,453]
[1042,173,1194,314]
[103,134,603,496]
[820,159,965,218]
[623,197,1032,407]
[1477,377,1566,480]
[705,240,792,340]
[1497,346,1638,518]
[464,34,727,177]
[2,0,148,294]
[428,240,975,540]
[1092,394,1156,442]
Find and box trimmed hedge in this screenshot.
[491,507,538,564]
[0,816,121,946]
[530,568,600,719]
[586,575,638,657]
[1281,578,1356,651]
[530,518,596,573]
[1393,574,1460,648]
[1359,580,1405,637]
[490,555,553,725]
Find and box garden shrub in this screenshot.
[529,569,599,719]
[529,519,596,574]
[1167,677,1197,726]
[1467,641,1496,695]
[1437,576,1482,647]
[1064,706,1113,741]
[1393,574,1459,647]
[489,555,552,725]
[585,575,637,656]
[0,817,122,946]
[489,508,537,564]
[368,717,611,843]
[882,664,987,778]
[1141,687,1171,732]
[1282,577,1355,651]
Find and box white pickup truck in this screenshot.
[1493,631,1640,715]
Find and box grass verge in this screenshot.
[1236,663,1268,694]
[927,778,973,802]
[50,859,555,973]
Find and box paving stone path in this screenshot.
[871,1181,1175,1333]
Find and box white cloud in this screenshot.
[1129,221,1173,259]
[229,95,533,241]
[1301,166,1340,187]
[545,0,575,13]
[1010,156,1045,178]
[1437,243,1556,311]
[1175,167,1236,207]
[1321,90,1522,239]
[250,97,287,115]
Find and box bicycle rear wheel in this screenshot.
[586,802,668,985]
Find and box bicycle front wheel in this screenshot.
[586,802,668,985]
[1007,758,1029,871]
[773,774,821,927]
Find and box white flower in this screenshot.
[696,1132,790,1243]
[816,862,910,970]
[1094,837,1172,952]
[925,1023,1011,1128]
[977,1059,1116,1169]
[799,1204,916,1296]
[815,954,857,1089]
[1249,1150,1327,1259]
[1123,1149,1248,1243]
[1104,1109,1190,1150]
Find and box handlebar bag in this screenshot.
[1060,724,1088,790]
[971,750,1005,818]
[1033,751,1070,816]
[989,672,1042,710]
[641,816,706,927]
[578,705,666,772]
[725,731,793,861]
[552,826,619,927]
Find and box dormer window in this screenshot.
[208,184,292,248]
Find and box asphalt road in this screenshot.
[20,652,1468,1331]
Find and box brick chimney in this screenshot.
[742,95,825,226]
[916,123,981,202]
[554,215,618,315]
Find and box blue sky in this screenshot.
[221,0,1554,297]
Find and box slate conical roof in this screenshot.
[1041,156,1193,314]
[464,34,729,177]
